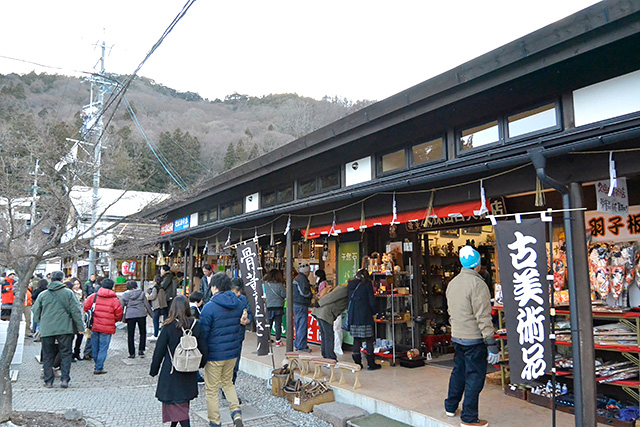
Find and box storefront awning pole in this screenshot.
[285,228,294,352]
[530,148,596,427]
[568,182,597,426]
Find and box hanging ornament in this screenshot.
[329,211,337,235]
[392,192,398,224]
[254,227,258,242]
[422,190,435,228]
[284,215,291,236]
[270,223,274,246]
[474,180,489,216]
[203,240,209,255]
[215,236,220,253]
[225,229,231,246]
[304,216,311,242]
[360,202,366,230]
[609,151,618,196]
[535,177,546,207]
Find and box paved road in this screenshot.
[12,324,328,426]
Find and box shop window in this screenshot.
[411,138,444,166]
[508,103,558,139]
[278,186,293,203]
[381,149,406,173]
[298,178,317,198]
[262,191,277,208]
[459,120,499,152]
[319,170,340,191]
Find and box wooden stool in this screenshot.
[298,353,314,376]
[311,358,336,383]
[336,361,361,389]
[285,352,301,373]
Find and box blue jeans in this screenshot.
[91,331,112,371]
[153,307,168,337]
[445,342,488,423]
[293,305,309,351]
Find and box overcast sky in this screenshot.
[1,0,601,102]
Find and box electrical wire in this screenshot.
[124,98,186,190]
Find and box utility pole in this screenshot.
[86,40,110,278]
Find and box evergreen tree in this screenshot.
[248,142,259,160]
[235,138,248,164]
[223,142,236,171]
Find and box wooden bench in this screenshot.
[311,358,336,383]
[336,361,361,389]
[297,353,314,376]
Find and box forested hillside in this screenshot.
[0,72,374,193]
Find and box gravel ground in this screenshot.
[234,371,332,427]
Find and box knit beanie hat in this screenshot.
[459,246,481,269]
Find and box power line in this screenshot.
[124,98,186,190]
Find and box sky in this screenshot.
[0,0,601,102]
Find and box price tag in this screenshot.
[294,397,300,405]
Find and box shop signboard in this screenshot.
[236,240,269,356]
[160,222,174,235]
[586,205,640,243]
[338,242,360,285]
[269,308,321,344]
[495,218,551,385]
[596,178,628,214]
[174,216,190,232]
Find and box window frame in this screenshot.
[219,199,242,220]
[377,148,409,177]
[505,100,562,142]
[409,135,446,168]
[457,119,502,155]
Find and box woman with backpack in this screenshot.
[121,281,153,358]
[150,295,207,427]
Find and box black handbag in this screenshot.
[342,283,361,331]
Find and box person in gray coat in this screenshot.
[263,269,286,347]
[121,281,153,358]
[311,284,348,361]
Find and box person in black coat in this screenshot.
[346,269,381,371]
[150,295,208,427]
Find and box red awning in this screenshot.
[301,200,490,238]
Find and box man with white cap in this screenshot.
[444,246,498,427]
[292,263,312,352]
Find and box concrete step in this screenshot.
[314,401,369,427]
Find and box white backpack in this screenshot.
[169,319,202,373]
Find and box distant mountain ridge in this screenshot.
[0,71,374,192]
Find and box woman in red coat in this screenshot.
[83,278,122,374]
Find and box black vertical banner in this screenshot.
[495,218,551,384]
[236,240,269,356]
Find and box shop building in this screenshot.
[144,1,640,424]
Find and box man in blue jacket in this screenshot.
[200,273,244,427]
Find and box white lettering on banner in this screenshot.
[508,230,547,381]
[512,268,543,307]
[507,232,538,269]
[521,343,546,381]
[516,306,546,345]
[239,246,265,338]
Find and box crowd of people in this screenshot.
[7,256,497,426]
[13,267,250,427]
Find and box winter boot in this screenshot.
[366,353,381,370]
[352,353,363,369]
